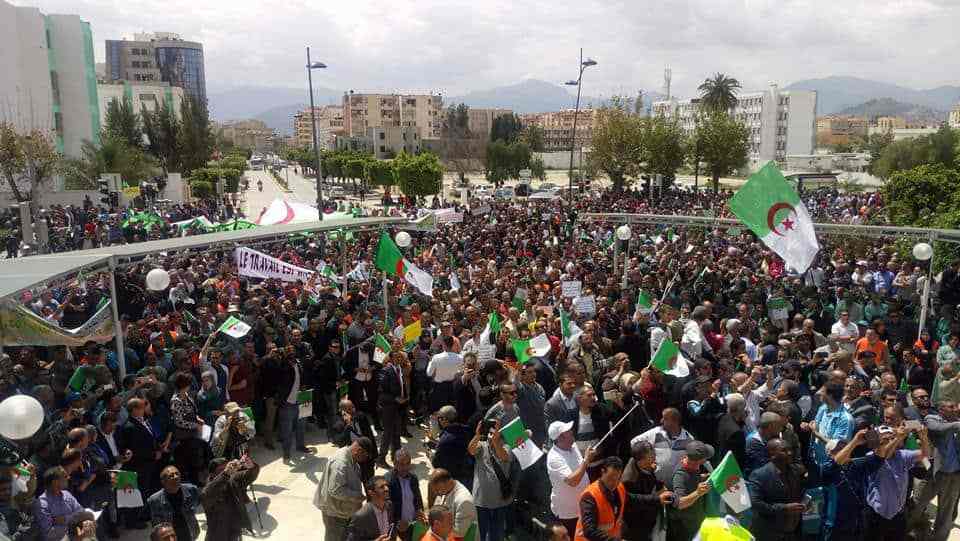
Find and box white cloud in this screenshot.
[11,0,960,97]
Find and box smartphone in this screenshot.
[905,420,923,432]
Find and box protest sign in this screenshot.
[235,247,315,282]
[561,280,582,298]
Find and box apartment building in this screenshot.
[0,0,101,157]
[336,126,421,159]
[98,81,184,122]
[816,115,868,136]
[950,104,960,129]
[217,119,276,153]
[342,92,443,139]
[293,105,344,149]
[465,107,513,136]
[106,32,206,103]
[520,109,597,152]
[653,85,817,169]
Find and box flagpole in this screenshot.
[107,257,127,381]
[594,401,640,450]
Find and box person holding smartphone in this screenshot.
[345,476,395,541]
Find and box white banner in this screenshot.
[235,247,315,282]
[561,280,582,298]
[437,212,464,224]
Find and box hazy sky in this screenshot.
[13,0,960,97]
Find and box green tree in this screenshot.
[485,140,531,184]
[0,126,61,208]
[142,101,181,173]
[530,156,546,181]
[521,125,545,152]
[864,131,894,175]
[66,136,157,188]
[871,137,936,180]
[190,180,214,199]
[395,152,442,199]
[103,96,143,149]
[490,114,524,143]
[882,163,959,226]
[587,101,644,191]
[692,110,750,192]
[641,114,687,180]
[322,152,343,180]
[345,157,366,185]
[190,166,242,193]
[0,121,28,202]
[179,97,214,175]
[698,73,742,112]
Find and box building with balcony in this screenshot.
[951,104,960,129]
[106,32,206,103]
[465,108,513,136]
[653,85,817,170]
[342,92,442,140]
[520,109,597,152]
[0,0,100,157]
[293,105,344,149]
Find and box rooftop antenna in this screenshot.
[663,67,673,101]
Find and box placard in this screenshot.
[561,281,582,298]
[474,204,491,215]
[574,295,596,315]
[478,344,495,362]
[297,389,314,419]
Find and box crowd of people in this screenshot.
[1,182,958,541]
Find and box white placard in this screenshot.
[235,247,315,282]
[116,488,144,509]
[474,204,491,215]
[561,281,582,298]
[478,344,495,362]
[574,295,596,315]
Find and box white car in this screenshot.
[474,184,493,198]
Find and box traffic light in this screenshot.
[98,179,110,205]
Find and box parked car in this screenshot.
[474,184,493,198]
[514,183,532,197]
[494,188,513,200]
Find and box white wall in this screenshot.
[0,1,54,133]
[47,14,97,157]
[786,91,817,156]
[536,151,588,169]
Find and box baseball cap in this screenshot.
[548,421,574,441]
[685,440,715,461]
[224,402,240,415]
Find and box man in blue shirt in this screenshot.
[914,400,960,541]
[819,428,886,541]
[865,406,930,541]
[806,382,855,468]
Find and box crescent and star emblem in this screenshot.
[766,202,797,237]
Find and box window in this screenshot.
[379,132,385,140]
[380,145,386,153]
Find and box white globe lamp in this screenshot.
[616,225,632,241]
[146,268,171,291]
[395,231,412,248]
[913,242,933,261]
[0,395,45,440]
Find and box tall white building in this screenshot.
[98,81,185,122]
[949,104,960,129]
[0,0,100,157]
[653,85,817,171]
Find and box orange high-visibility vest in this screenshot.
[574,481,626,541]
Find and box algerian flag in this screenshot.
[636,291,654,315]
[511,288,528,311]
[297,389,313,418]
[559,307,582,347]
[499,417,544,470]
[112,470,144,508]
[709,451,751,513]
[603,236,615,252]
[218,316,252,338]
[374,231,434,297]
[345,262,368,282]
[68,366,94,392]
[403,319,422,345]
[318,262,340,283]
[479,312,501,345]
[374,333,392,364]
[650,339,689,377]
[729,161,820,273]
[510,334,550,364]
[114,470,138,490]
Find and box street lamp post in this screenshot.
[914,240,935,340]
[306,47,327,219]
[564,49,597,205]
[617,225,632,289]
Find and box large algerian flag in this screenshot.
[650,339,689,377]
[499,417,543,470]
[729,162,820,273]
[374,231,434,297]
[709,451,751,513]
[510,334,551,364]
[218,316,251,338]
[479,312,501,345]
[559,307,582,347]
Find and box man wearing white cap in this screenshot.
[546,420,597,539]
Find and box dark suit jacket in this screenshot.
[118,417,158,474]
[544,392,576,428]
[346,501,396,541]
[716,414,747,469]
[527,357,558,398]
[95,429,119,468]
[746,462,804,539]
[378,363,404,406]
[385,470,423,525]
[571,405,613,456]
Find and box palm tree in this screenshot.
[698,73,742,113]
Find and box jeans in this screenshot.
[322,513,349,541]
[278,402,305,457]
[477,506,508,541]
[915,470,960,541]
[865,507,906,541]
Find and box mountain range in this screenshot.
[783,76,960,115]
[210,76,960,135]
